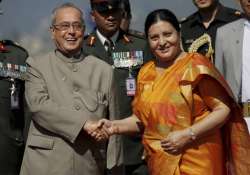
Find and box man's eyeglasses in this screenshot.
[53,22,85,31]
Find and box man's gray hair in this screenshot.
[51,2,84,25]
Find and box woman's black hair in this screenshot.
[144,9,180,38]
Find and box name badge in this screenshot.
[126,77,136,96]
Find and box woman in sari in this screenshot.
[98,9,250,175]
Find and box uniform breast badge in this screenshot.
[0,61,27,110]
[112,50,144,96]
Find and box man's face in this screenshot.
[51,7,84,56]
[193,0,217,9]
[91,9,122,37]
[240,0,250,19]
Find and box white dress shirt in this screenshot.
[96,29,119,51]
[242,19,250,102]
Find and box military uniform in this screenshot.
[83,29,152,175]
[181,4,241,58]
[0,40,28,175]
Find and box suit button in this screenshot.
[72,65,78,72]
[74,86,79,92]
[74,104,81,110]
[62,76,66,81]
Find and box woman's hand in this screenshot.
[98,119,120,135]
[161,129,191,154]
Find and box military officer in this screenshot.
[83,0,151,175]
[0,39,28,174]
[181,0,241,61]
[0,1,29,175]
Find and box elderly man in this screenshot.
[215,0,250,131]
[20,3,122,175]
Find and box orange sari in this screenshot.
[133,53,250,175]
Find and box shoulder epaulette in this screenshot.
[122,34,132,43]
[224,6,242,18]
[179,17,187,23]
[0,40,8,52]
[234,10,242,17]
[180,12,197,23]
[1,40,28,56]
[86,35,96,47]
[127,29,145,39]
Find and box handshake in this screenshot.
[83,119,118,142]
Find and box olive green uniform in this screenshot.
[83,29,152,175]
[0,40,28,175]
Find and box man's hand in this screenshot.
[83,120,109,142]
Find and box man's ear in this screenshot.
[50,26,55,40]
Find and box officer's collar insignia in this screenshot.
[112,50,144,68]
[0,42,8,52]
[87,36,96,46]
[0,61,27,80]
[122,34,131,43]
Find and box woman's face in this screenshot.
[147,20,181,62]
